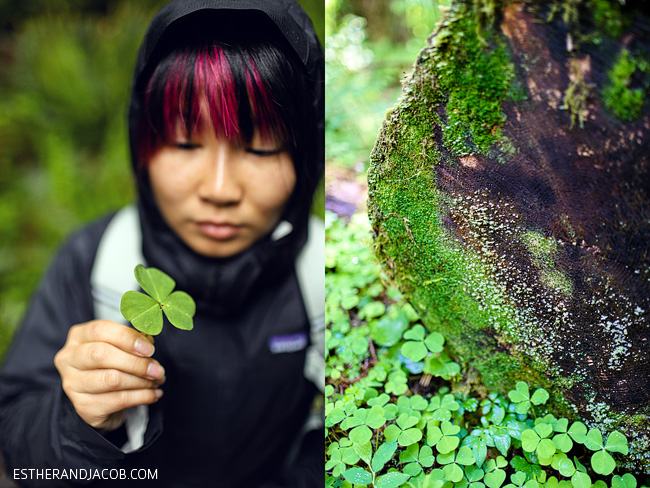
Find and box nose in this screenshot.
[199,142,243,206]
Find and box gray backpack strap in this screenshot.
[285,215,325,466]
[296,215,325,393]
[90,204,147,453]
[91,205,142,324]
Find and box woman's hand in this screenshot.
[54,320,165,432]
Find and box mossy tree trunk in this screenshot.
[368,0,650,471]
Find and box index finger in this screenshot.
[76,320,155,358]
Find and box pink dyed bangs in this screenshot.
[139,44,286,166]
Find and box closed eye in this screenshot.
[246,147,284,157]
[175,141,201,150]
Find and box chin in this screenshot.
[190,240,249,259]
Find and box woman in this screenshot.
[0,1,324,486]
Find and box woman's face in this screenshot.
[148,118,296,258]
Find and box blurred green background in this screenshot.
[325,0,447,171]
[0,0,324,362]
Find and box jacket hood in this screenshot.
[127,0,324,315]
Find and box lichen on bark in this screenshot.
[367,0,650,471]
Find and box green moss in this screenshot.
[545,0,643,125]
[427,2,518,156]
[523,231,573,297]
[370,111,565,412]
[522,231,557,263]
[603,49,649,121]
[472,0,502,33]
[562,63,593,129]
[546,0,626,38]
[590,0,625,38]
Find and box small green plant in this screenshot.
[602,49,649,121]
[120,264,196,335]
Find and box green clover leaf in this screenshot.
[370,310,410,346]
[605,431,629,455]
[511,472,527,487]
[401,325,445,362]
[326,439,359,477]
[385,370,409,395]
[591,450,616,476]
[120,265,196,335]
[427,420,461,453]
[325,447,346,477]
[570,471,591,488]
[485,469,507,488]
[334,401,358,430]
[353,441,372,466]
[551,453,575,477]
[376,472,411,488]
[466,465,486,483]
[507,382,548,415]
[163,291,196,330]
[508,382,530,402]
[551,419,573,453]
[120,291,162,335]
[521,424,556,459]
[584,429,605,451]
[567,421,588,444]
[372,441,398,472]
[400,444,435,476]
[483,456,508,488]
[396,395,427,417]
[612,473,637,488]
[134,265,174,302]
[530,388,550,406]
[343,467,372,486]
[437,446,476,483]
[391,413,423,446]
[348,406,387,431]
[585,429,629,475]
[349,425,373,445]
[427,393,460,422]
[424,351,461,379]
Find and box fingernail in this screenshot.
[154,389,164,400]
[135,338,155,357]
[147,362,164,379]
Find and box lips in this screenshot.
[195,221,242,240]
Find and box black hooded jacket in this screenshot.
[0,1,324,487]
